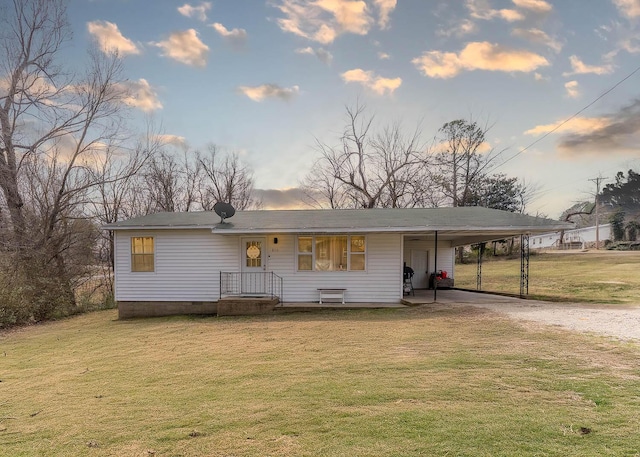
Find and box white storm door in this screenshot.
[410,249,429,289]
[241,238,266,295]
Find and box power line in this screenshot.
[529,165,611,198]
[528,164,625,215]
[494,63,640,171]
[532,164,618,199]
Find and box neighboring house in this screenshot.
[531,224,611,250]
[104,207,571,318]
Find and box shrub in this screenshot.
[0,252,105,328]
[627,221,639,242]
[610,210,626,241]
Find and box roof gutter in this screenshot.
[102,224,216,231]
[210,225,571,235]
[103,224,572,234]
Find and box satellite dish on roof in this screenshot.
[214,202,236,223]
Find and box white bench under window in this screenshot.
[318,288,346,304]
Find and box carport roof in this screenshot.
[104,207,572,246]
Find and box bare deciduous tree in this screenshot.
[301,104,430,209]
[144,151,185,213]
[1,0,69,245]
[87,129,161,285]
[301,166,352,209]
[433,119,504,208]
[0,0,138,322]
[1,0,128,247]
[199,145,259,211]
[139,142,259,213]
[372,122,437,208]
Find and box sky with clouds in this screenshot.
[66,0,640,218]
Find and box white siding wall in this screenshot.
[403,239,455,279]
[114,229,238,301]
[532,233,561,249]
[265,233,403,303]
[115,230,456,304]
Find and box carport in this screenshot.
[403,218,572,302]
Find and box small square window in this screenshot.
[131,237,154,272]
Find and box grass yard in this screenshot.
[1,307,640,456]
[455,251,640,305]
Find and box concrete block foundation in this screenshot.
[117,301,218,319]
[117,297,279,319]
[217,297,279,316]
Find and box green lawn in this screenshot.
[1,306,639,456]
[455,251,640,304]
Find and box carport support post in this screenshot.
[476,242,485,291]
[520,234,530,297]
[433,231,438,302]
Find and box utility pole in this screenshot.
[589,175,607,249]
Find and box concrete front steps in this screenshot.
[216,296,280,316]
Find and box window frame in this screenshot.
[296,236,314,271]
[131,236,155,273]
[296,235,366,272]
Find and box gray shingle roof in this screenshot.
[103,207,571,235]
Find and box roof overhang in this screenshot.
[210,225,567,247]
[103,224,215,230]
[401,230,560,247]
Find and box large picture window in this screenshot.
[297,235,366,271]
[131,236,154,272]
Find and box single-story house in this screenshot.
[104,207,572,318]
[531,223,611,250]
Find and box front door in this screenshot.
[241,238,266,295]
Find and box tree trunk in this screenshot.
[1,177,26,244]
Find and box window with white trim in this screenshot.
[297,235,366,271]
[131,236,154,272]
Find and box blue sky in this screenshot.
[67,0,640,218]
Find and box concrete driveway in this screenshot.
[411,289,640,342]
[404,289,531,305]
